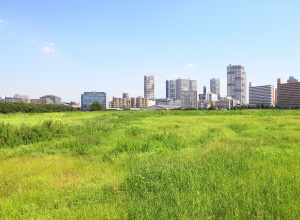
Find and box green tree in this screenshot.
[89,101,103,111]
[208,104,217,110]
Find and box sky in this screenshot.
[1,0,300,103]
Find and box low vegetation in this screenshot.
[0,110,300,219]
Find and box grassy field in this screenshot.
[1,110,300,219]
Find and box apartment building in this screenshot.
[136,96,148,108]
[249,84,275,106]
[277,77,300,106]
[110,97,131,108]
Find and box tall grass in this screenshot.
[0,110,300,219]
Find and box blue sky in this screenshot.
[1,0,300,102]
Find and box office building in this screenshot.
[227,64,247,104]
[249,84,275,106]
[144,75,155,99]
[166,80,176,99]
[40,95,61,105]
[277,77,300,106]
[81,92,106,110]
[180,90,198,109]
[210,78,220,97]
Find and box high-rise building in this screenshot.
[180,90,198,109]
[249,84,275,106]
[40,95,61,105]
[166,80,176,99]
[210,78,220,97]
[144,75,154,99]
[203,86,207,95]
[277,77,300,106]
[122,93,129,99]
[227,64,247,104]
[81,92,106,110]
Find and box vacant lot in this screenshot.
[1,110,300,219]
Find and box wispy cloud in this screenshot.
[32,39,37,43]
[46,42,55,46]
[186,64,196,68]
[0,19,3,23]
[42,46,56,53]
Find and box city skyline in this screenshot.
[1,1,300,102]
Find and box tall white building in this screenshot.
[144,75,155,99]
[227,64,247,104]
[249,84,275,107]
[210,78,220,97]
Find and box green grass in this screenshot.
[1,110,300,219]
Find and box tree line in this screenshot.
[0,102,76,114]
[231,103,300,110]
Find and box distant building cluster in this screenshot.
[2,64,300,111]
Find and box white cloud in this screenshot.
[186,64,196,68]
[32,39,36,43]
[42,46,56,53]
[46,42,55,46]
[0,19,3,23]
